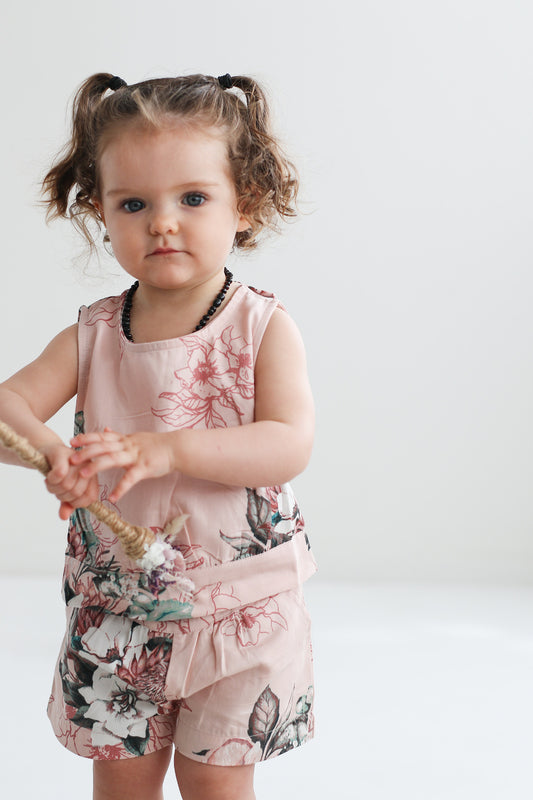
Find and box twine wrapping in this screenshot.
[0,420,155,560]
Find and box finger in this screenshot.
[70,470,100,502]
[109,465,145,503]
[61,487,98,512]
[46,469,77,493]
[71,430,121,447]
[46,450,73,483]
[70,439,126,465]
[46,466,94,502]
[59,501,74,520]
[46,462,69,484]
[79,450,137,479]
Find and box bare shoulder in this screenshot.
[255,308,314,434]
[29,323,79,369]
[2,324,79,420]
[255,307,307,367]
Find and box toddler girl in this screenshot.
[0,72,316,800]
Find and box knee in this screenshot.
[174,751,255,800]
[93,746,172,800]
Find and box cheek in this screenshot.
[106,227,137,262]
[212,220,239,252]
[108,220,135,245]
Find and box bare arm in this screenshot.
[0,325,99,518]
[0,325,79,450]
[168,308,315,485]
[71,309,315,499]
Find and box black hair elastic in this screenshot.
[108,75,127,91]
[217,73,233,89]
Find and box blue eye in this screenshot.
[123,199,145,213]
[183,193,205,207]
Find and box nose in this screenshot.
[149,206,179,236]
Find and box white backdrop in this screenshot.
[0,0,532,582]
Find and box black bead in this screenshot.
[121,281,139,342]
[121,271,233,342]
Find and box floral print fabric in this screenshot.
[49,609,177,759]
[48,284,316,763]
[152,324,254,429]
[48,588,314,763]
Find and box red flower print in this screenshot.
[67,519,89,560]
[188,346,223,399]
[179,543,221,571]
[152,326,253,429]
[116,639,172,704]
[206,738,262,765]
[207,581,241,614]
[71,582,110,619]
[76,606,106,637]
[88,743,125,760]
[218,325,254,399]
[85,295,122,328]
[216,596,288,647]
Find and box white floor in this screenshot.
[2,577,533,799]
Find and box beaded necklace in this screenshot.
[121,268,233,342]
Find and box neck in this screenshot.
[122,269,234,343]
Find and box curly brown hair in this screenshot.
[42,72,299,251]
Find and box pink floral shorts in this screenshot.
[47,587,314,766]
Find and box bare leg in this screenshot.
[93,745,173,800]
[174,750,256,800]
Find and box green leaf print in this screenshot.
[70,705,94,730]
[219,532,265,559]
[221,488,300,561]
[124,731,150,758]
[245,490,271,546]
[125,596,194,622]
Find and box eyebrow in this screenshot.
[105,182,222,197]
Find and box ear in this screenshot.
[236,214,251,233]
[236,190,255,232]
[92,198,106,227]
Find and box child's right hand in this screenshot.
[40,442,100,520]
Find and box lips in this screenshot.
[150,248,180,255]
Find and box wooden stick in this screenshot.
[0,420,155,560]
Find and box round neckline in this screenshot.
[119,281,244,347]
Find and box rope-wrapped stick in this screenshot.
[0,419,155,560]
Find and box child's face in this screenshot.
[94,121,249,292]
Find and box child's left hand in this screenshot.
[69,428,175,503]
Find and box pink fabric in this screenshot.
[47,282,316,762]
[48,588,314,764]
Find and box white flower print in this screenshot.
[79,668,158,746]
[81,615,148,667]
[272,487,297,534]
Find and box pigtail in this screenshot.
[223,75,299,248]
[229,76,270,135]
[41,73,117,246]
